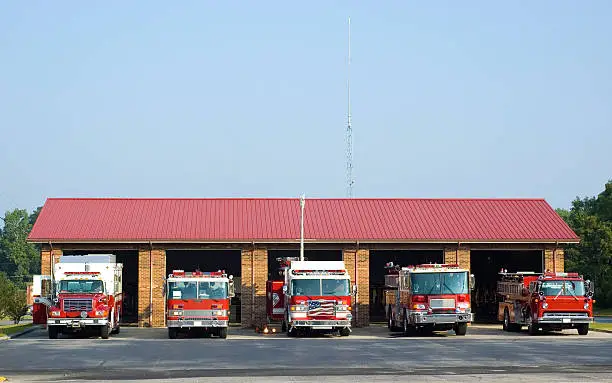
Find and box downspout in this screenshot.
[354,241,359,326]
[456,242,459,264]
[251,241,255,327]
[49,241,55,296]
[149,241,153,327]
[552,242,558,272]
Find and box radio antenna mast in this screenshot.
[346,16,354,198]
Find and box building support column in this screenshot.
[343,248,369,327]
[240,248,268,328]
[544,247,565,273]
[444,246,471,271]
[40,245,62,276]
[138,248,166,328]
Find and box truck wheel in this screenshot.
[111,325,121,335]
[287,326,297,338]
[454,322,467,336]
[577,324,589,336]
[168,328,178,339]
[503,309,510,332]
[402,310,413,336]
[48,326,59,339]
[100,324,110,339]
[281,321,287,332]
[528,323,538,336]
[339,327,350,337]
[218,327,228,339]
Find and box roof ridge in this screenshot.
[45,197,548,202]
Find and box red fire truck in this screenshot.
[266,258,353,337]
[385,263,474,336]
[45,254,123,339]
[166,270,235,339]
[497,271,594,335]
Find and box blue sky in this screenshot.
[1,1,610,217]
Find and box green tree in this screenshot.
[0,209,40,288]
[0,272,29,324]
[561,180,612,307]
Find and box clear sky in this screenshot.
[1,1,610,218]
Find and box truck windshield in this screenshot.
[197,281,228,299]
[541,280,585,297]
[410,272,468,295]
[168,281,197,299]
[292,279,350,296]
[58,280,104,293]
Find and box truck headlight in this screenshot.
[214,310,226,316]
[290,305,307,312]
[457,302,470,309]
[412,304,426,310]
[542,302,549,309]
[336,304,350,311]
[50,311,61,317]
[584,303,589,310]
[172,311,183,316]
[95,310,107,317]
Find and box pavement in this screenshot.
[1,324,612,382]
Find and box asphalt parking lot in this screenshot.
[2,324,612,382]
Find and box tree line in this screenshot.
[557,180,612,308]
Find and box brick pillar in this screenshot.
[444,246,470,271]
[41,246,62,276]
[544,247,565,273]
[241,248,268,328]
[138,248,166,328]
[343,248,369,327]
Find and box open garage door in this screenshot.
[63,250,139,324]
[470,250,543,322]
[166,250,241,324]
[369,250,443,322]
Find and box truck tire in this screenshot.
[287,326,297,337]
[100,324,110,339]
[454,322,467,336]
[48,326,59,339]
[168,328,178,339]
[528,323,538,336]
[577,324,589,336]
[503,309,510,332]
[339,327,350,337]
[402,310,412,336]
[218,327,228,339]
[281,321,287,332]
[111,325,121,335]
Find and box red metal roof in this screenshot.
[27,198,579,243]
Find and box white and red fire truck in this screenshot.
[166,270,235,339]
[497,271,594,335]
[266,259,353,337]
[45,254,123,339]
[385,263,474,336]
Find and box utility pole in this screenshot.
[299,194,305,261]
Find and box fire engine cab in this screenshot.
[385,263,474,336]
[166,270,235,339]
[497,271,594,335]
[266,258,354,337]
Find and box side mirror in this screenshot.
[352,285,358,297]
[228,279,235,298]
[521,288,529,297]
[586,280,594,294]
[282,285,288,294]
[539,291,544,297]
[469,274,476,291]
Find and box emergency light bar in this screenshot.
[168,270,228,278]
[291,270,347,276]
[541,272,581,278]
[64,271,100,275]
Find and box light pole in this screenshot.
[299,194,305,261]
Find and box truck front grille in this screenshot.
[429,298,455,309]
[63,298,93,312]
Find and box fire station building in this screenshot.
[28,198,579,328]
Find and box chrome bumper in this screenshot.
[290,320,351,328]
[410,312,473,324]
[167,319,228,328]
[48,318,108,327]
[538,316,593,324]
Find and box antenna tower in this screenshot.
[346,16,354,198]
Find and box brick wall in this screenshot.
[138,248,166,328]
[40,246,62,276]
[444,246,471,271]
[343,248,369,327]
[240,248,268,328]
[544,247,565,272]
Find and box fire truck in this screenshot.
[166,270,235,339]
[497,271,594,335]
[44,254,123,339]
[266,258,353,337]
[385,263,474,336]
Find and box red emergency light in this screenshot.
[64,271,100,275]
